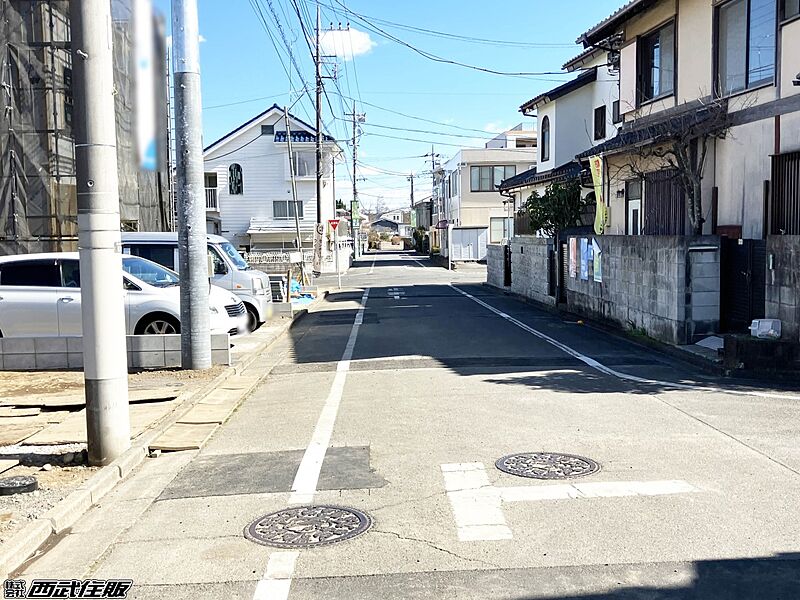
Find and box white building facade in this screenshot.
[203,105,341,252]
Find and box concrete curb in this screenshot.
[0,309,312,578]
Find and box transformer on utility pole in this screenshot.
[72,0,131,465]
[172,0,211,369]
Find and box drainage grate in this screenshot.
[244,505,372,548]
[495,452,600,480]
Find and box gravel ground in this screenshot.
[0,461,97,545]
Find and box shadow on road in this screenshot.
[286,282,724,396]
[510,553,800,600]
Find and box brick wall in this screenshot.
[765,235,800,341]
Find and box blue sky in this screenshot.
[154,0,624,210]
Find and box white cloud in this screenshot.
[320,27,376,61]
[199,34,207,43]
[483,122,511,134]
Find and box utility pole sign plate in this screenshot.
[329,219,340,231]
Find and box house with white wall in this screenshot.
[203,104,341,251]
[431,126,537,259]
[498,47,621,233]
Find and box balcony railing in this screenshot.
[205,187,218,211]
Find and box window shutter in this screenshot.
[619,41,638,114]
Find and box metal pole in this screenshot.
[72,0,130,465]
[284,107,305,284]
[315,4,323,226]
[172,0,211,369]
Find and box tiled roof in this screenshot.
[576,0,659,46]
[520,68,598,114]
[499,162,583,191]
[274,131,335,143]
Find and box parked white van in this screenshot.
[121,233,271,331]
[0,253,247,337]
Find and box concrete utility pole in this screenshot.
[315,4,323,226]
[284,107,306,284]
[72,0,131,465]
[172,0,211,369]
[409,172,415,211]
[349,101,365,259]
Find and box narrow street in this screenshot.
[17,251,800,599]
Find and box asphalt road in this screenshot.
[17,250,800,599]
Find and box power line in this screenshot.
[321,3,576,49]
[325,0,571,78]
[339,116,497,139]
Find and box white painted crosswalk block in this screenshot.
[441,463,700,542]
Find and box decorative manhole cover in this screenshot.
[495,452,600,480]
[0,475,38,496]
[244,505,372,548]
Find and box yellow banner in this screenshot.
[590,155,606,235]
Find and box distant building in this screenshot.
[203,105,341,251]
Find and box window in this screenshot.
[273,200,304,219]
[290,152,314,177]
[540,116,550,162]
[261,124,274,135]
[717,0,777,96]
[489,217,514,243]
[0,260,61,287]
[125,244,176,270]
[783,0,800,19]
[60,260,81,288]
[470,165,517,192]
[638,21,675,102]
[121,256,179,287]
[594,106,607,140]
[208,248,228,275]
[612,100,622,124]
[229,163,243,195]
[450,170,459,197]
[625,179,642,235]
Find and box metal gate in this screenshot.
[450,227,488,261]
[720,238,766,333]
[503,244,512,286]
[559,242,568,303]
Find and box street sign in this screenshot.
[329,219,340,231]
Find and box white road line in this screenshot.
[450,284,800,402]
[441,463,699,541]
[253,551,299,600]
[441,463,512,542]
[368,254,376,275]
[289,289,370,504]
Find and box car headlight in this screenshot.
[209,306,219,314]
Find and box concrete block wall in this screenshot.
[509,238,556,307]
[566,236,721,345]
[486,244,505,289]
[765,235,800,341]
[0,334,231,371]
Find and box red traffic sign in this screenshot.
[328,219,340,231]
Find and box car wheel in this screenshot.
[140,317,179,335]
[245,306,260,333]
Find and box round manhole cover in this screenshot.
[0,475,38,496]
[496,452,600,480]
[244,505,372,548]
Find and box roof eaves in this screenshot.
[203,104,281,153]
[519,68,598,114]
[576,0,658,47]
[562,46,604,72]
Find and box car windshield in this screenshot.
[122,256,180,287]
[219,242,249,270]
